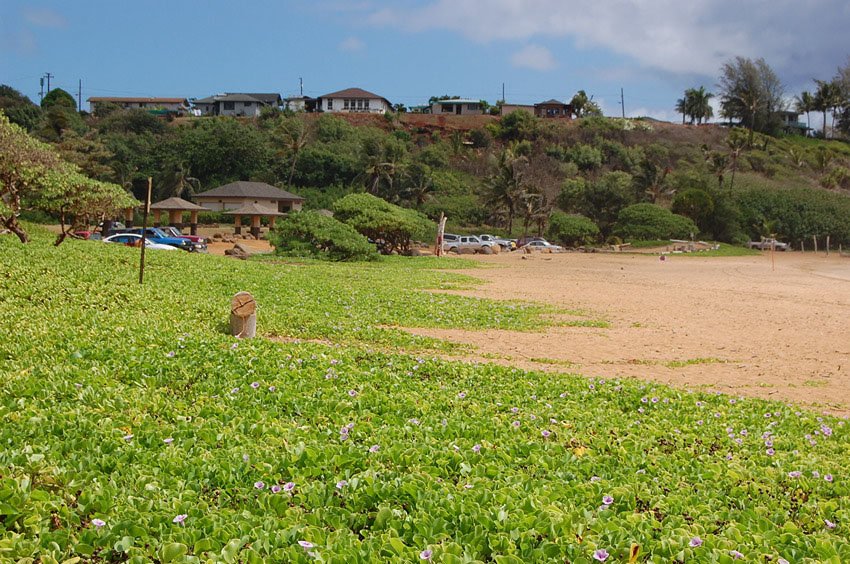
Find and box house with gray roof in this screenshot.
[192,93,282,117]
[193,181,304,213]
[317,87,392,114]
[430,98,485,116]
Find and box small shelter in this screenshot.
[224,202,285,238]
[193,181,304,214]
[150,197,208,235]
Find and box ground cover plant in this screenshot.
[1,229,849,563]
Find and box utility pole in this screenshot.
[621,87,625,119]
[78,79,82,112]
[502,82,505,102]
[45,72,53,92]
[299,77,303,97]
[39,77,45,102]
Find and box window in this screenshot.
[441,104,453,113]
[467,104,479,111]
[244,101,252,107]
[223,101,235,110]
[344,99,350,110]
[364,99,370,110]
[327,99,333,110]
[357,99,364,110]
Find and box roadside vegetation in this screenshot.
[2,229,849,562]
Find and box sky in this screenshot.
[2,0,849,123]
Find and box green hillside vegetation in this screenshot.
[2,229,849,562]
[3,81,850,249]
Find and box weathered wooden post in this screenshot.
[230,292,257,338]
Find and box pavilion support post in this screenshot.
[189,211,198,236]
[251,214,261,239]
[269,216,277,230]
[234,214,242,235]
[168,210,183,230]
[153,210,162,228]
[124,207,135,228]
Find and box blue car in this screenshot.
[119,228,205,252]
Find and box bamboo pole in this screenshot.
[139,177,151,285]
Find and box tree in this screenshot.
[332,193,434,255]
[794,90,815,131]
[813,79,843,138]
[41,88,77,110]
[546,212,600,246]
[0,85,42,131]
[718,57,784,136]
[676,87,714,124]
[569,90,602,117]
[270,210,378,261]
[393,103,407,113]
[613,203,698,241]
[485,144,528,233]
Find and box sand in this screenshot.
[401,251,850,416]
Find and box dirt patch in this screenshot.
[400,251,850,415]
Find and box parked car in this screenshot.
[118,227,205,252]
[746,238,790,251]
[515,236,546,248]
[479,234,515,250]
[520,239,564,253]
[73,230,102,240]
[444,235,494,254]
[157,225,208,245]
[103,233,177,250]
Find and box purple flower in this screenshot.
[251,381,260,389]
[420,549,433,560]
[336,480,348,489]
[230,343,238,350]
[123,434,134,441]
[230,387,239,394]
[825,474,834,482]
[254,481,265,490]
[457,392,466,399]
[511,407,519,413]
[348,389,357,397]
[298,540,314,549]
[472,444,481,453]
[593,548,609,561]
[166,351,176,358]
[730,550,744,559]
[512,420,521,428]
[765,439,773,447]
[825,519,836,529]
[590,476,601,482]
[268,385,276,392]
[788,471,802,478]
[409,418,420,425]
[163,437,174,444]
[651,397,659,403]
[91,518,106,528]
[696,420,704,426]
[173,514,188,524]
[641,397,648,403]
[530,414,537,420]
[464,484,473,489]
[696,401,704,407]
[778,559,790,564]
[541,430,551,438]
[271,485,282,494]
[282,482,295,492]
[369,444,380,453]
[550,418,558,424]
[766,448,775,456]
[689,537,702,548]
[588,384,595,390]
[812,470,820,478]
[560,392,567,398]
[602,495,614,505]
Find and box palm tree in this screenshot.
[794,91,814,131]
[675,94,688,124]
[486,144,528,233]
[814,80,842,138]
[690,87,714,124]
[726,130,748,190]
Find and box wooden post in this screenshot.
[169,210,182,229]
[251,214,261,238]
[123,207,134,228]
[801,240,805,252]
[234,214,242,235]
[434,213,447,256]
[153,209,162,227]
[826,235,830,256]
[189,211,198,236]
[139,178,151,285]
[230,292,257,338]
[813,235,818,254]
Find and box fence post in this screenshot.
[230,292,257,338]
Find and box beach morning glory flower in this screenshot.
[283,482,295,492]
[689,537,702,547]
[457,392,466,399]
[271,485,282,494]
[730,550,744,559]
[369,444,380,453]
[230,387,239,394]
[348,389,357,397]
[766,448,775,456]
[541,430,551,438]
[420,549,432,560]
[123,434,133,441]
[268,385,276,392]
[254,481,265,490]
[593,548,609,561]
[298,541,314,549]
[788,471,802,478]
[173,514,187,524]
[602,495,614,505]
[163,438,174,444]
[251,381,260,389]
[166,351,176,358]
[512,421,521,428]
[336,480,348,489]
[473,444,481,453]
[778,559,789,564]
[91,518,106,528]
[825,519,836,529]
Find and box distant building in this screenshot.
[500,100,574,119]
[776,110,807,134]
[87,97,189,114]
[193,181,304,214]
[283,96,316,112]
[317,87,392,114]
[430,98,485,116]
[192,93,282,117]
[500,104,535,116]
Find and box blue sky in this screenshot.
[2,0,848,122]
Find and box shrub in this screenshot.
[614,203,698,241]
[333,193,435,255]
[566,143,604,172]
[469,128,492,149]
[270,210,378,261]
[497,110,539,141]
[546,212,600,246]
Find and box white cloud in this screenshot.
[510,44,556,71]
[22,8,67,28]
[362,0,850,87]
[339,36,366,52]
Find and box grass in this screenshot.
[2,226,850,563]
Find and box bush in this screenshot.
[566,143,604,172]
[269,210,378,261]
[614,203,698,241]
[546,212,600,246]
[333,193,435,255]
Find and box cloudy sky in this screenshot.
[2,0,848,121]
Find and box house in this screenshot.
[193,181,304,214]
[430,98,485,116]
[776,110,807,135]
[192,93,282,117]
[534,99,573,119]
[500,104,535,116]
[283,96,317,112]
[87,97,189,114]
[317,88,392,114]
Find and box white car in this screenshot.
[520,239,564,253]
[103,233,178,250]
